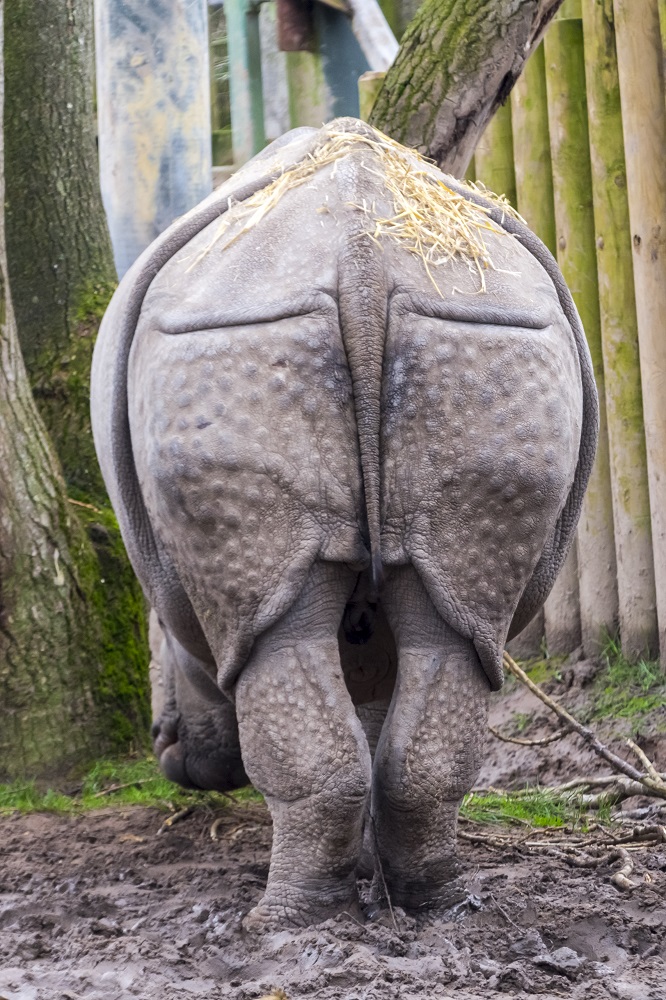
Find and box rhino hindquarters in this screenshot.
[380,283,583,688]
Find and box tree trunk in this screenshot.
[0,3,149,781]
[369,0,566,175]
[4,0,116,501]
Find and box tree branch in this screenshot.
[370,0,566,175]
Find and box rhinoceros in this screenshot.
[91,118,597,927]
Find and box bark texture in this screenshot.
[4,0,116,500]
[369,0,566,175]
[0,6,149,780]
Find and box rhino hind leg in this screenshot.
[235,560,372,928]
[151,623,248,792]
[372,564,490,910]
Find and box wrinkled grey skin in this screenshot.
[91,118,597,926]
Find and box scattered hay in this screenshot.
[189,124,523,292]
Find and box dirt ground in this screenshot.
[1,661,665,1000]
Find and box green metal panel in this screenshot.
[226,0,266,165]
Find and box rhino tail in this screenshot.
[338,229,387,600]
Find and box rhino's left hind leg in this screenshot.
[373,564,490,911]
[235,561,372,928]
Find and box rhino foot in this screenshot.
[242,880,361,932]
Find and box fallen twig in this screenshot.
[488,724,567,747]
[502,651,666,800]
[210,816,226,841]
[611,849,636,890]
[488,891,522,931]
[92,779,152,798]
[157,805,195,835]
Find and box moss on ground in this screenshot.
[0,755,263,815]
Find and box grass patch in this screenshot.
[502,653,567,690]
[588,636,666,722]
[0,755,263,816]
[461,788,584,829]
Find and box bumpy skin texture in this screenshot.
[91,118,597,925]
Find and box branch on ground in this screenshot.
[502,651,666,801]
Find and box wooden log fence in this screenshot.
[475,0,666,665]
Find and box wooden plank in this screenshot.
[473,101,517,205]
[512,41,580,652]
[511,43,557,255]
[582,0,657,658]
[95,0,212,276]
[614,0,666,665]
[286,48,330,127]
[358,70,386,120]
[545,8,619,656]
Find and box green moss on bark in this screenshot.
[75,504,151,751]
[30,280,116,503]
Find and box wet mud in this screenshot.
[1,797,665,1000]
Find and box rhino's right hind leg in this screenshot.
[235,560,372,929]
[373,564,491,911]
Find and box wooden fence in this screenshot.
[471,0,666,665]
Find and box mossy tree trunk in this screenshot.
[369,0,567,175]
[4,0,116,502]
[0,3,149,781]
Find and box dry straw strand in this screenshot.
[189,125,521,291]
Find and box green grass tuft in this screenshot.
[0,755,263,815]
[588,635,666,721]
[461,787,585,829]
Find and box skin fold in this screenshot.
[91,118,597,927]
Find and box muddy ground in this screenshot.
[1,660,665,1000]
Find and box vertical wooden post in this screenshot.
[226,0,267,165]
[286,50,330,127]
[259,2,290,142]
[512,40,578,655]
[95,0,212,277]
[614,0,666,665]
[511,44,557,255]
[359,70,386,121]
[544,0,618,656]
[582,0,657,658]
[473,101,517,205]
[659,1,666,89]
